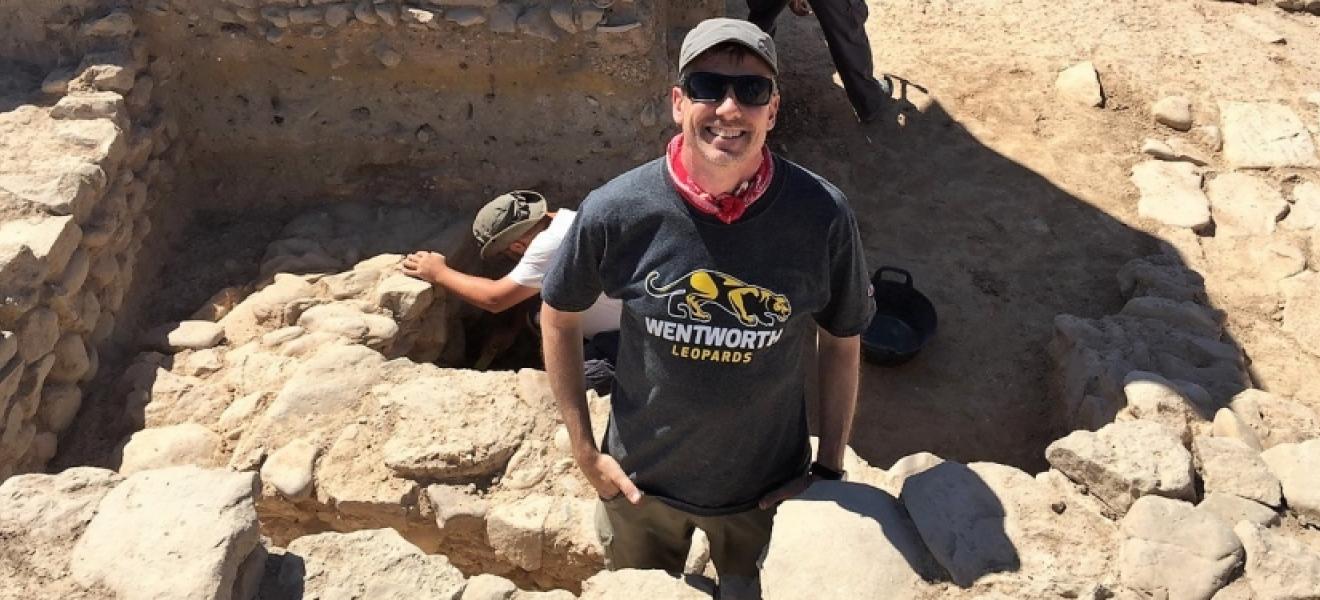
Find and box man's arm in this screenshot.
[758,326,860,508]
[541,303,642,503]
[402,251,539,313]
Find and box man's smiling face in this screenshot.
[671,50,779,172]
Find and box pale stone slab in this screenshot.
[1260,440,1320,525]
[1206,172,1289,236]
[1281,181,1320,230]
[1196,493,1279,529]
[268,529,466,599]
[1046,420,1196,517]
[260,437,318,499]
[1121,371,1214,445]
[0,467,122,595]
[1220,101,1319,169]
[1120,496,1243,600]
[1212,407,1264,451]
[1282,281,1320,358]
[0,216,83,296]
[142,320,226,351]
[1131,161,1211,231]
[1192,436,1281,507]
[579,570,714,600]
[1056,61,1104,108]
[1121,296,1223,338]
[1234,521,1320,600]
[1153,95,1193,131]
[1231,14,1286,44]
[70,467,261,600]
[1229,389,1320,448]
[119,423,222,475]
[762,481,938,599]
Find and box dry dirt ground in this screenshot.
[751,0,1320,471]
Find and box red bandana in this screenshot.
[665,134,774,224]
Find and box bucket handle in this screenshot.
[872,266,913,288]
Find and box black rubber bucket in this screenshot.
[861,267,937,366]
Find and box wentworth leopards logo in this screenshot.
[644,269,792,327]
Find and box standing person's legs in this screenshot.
[745,0,792,34]
[582,330,619,397]
[694,507,776,600]
[596,496,694,572]
[807,0,890,122]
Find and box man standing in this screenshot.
[747,0,891,124]
[539,18,873,597]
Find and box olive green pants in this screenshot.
[595,495,774,596]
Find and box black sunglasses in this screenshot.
[680,72,776,107]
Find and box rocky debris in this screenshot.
[1229,389,1320,448]
[119,423,222,474]
[901,461,1117,593]
[578,570,714,600]
[1119,496,1242,600]
[1220,102,1319,169]
[1153,96,1193,131]
[1259,439,1320,525]
[1131,161,1212,231]
[141,319,226,350]
[1206,172,1289,237]
[264,529,466,599]
[1046,420,1195,517]
[1281,181,1320,231]
[0,467,122,595]
[1197,493,1280,529]
[69,467,262,600]
[1192,436,1281,507]
[1234,522,1320,600]
[762,481,939,599]
[1055,61,1104,108]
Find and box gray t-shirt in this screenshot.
[543,156,874,515]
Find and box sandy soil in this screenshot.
[751,0,1320,470]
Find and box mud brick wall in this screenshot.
[1,3,177,478]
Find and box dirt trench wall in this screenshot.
[1,3,177,478]
[142,0,721,211]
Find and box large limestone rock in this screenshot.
[1119,496,1243,600]
[264,529,466,599]
[1229,389,1320,448]
[1281,181,1320,231]
[901,461,1117,593]
[579,569,715,600]
[1120,371,1214,445]
[70,466,262,600]
[1046,420,1196,517]
[119,423,222,475]
[1192,435,1282,507]
[761,481,939,599]
[1282,281,1320,358]
[0,467,122,596]
[141,320,226,351]
[1206,172,1289,237]
[1055,61,1104,107]
[1234,521,1320,600]
[1131,161,1212,231]
[1259,439,1320,524]
[1220,101,1319,169]
[1196,493,1279,529]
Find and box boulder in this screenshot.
[1119,496,1243,600]
[1055,61,1104,108]
[266,529,466,599]
[1192,436,1281,507]
[1229,389,1320,448]
[1120,371,1214,445]
[461,574,518,600]
[1045,420,1196,517]
[1196,493,1279,529]
[1282,281,1320,358]
[0,467,122,594]
[70,467,262,600]
[142,320,226,351]
[1131,161,1211,231]
[1259,440,1320,525]
[901,461,1117,593]
[1152,95,1193,131]
[761,481,939,599]
[1212,408,1264,451]
[1281,181,1320,231]
[1120,297,1223,340]
[260,437,319,499]
[579,570,715,600]
[1206,172,1289,237]
[1219,101,1319,169]
[119,423,222,475]
[487,494,554,571]
[1234,521,1320,600]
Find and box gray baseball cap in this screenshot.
[472,190,548,259]
[678,18,778,75]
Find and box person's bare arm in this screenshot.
[758,326,860,508]
[541,303,642,503]
[402,251,539,313]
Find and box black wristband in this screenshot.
[809,461,845,481]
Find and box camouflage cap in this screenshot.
[473,190,548,260]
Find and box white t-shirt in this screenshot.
[507,210,622,339]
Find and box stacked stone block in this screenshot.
[1,4,177,479]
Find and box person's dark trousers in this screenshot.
[746,0,889,122]
[583,330,619,397]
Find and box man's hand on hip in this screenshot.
[789,0,812,16]
[757,473,819,510]
[577,449,643,504]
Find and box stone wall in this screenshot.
[140,0,721,210]
[1,3,176,478]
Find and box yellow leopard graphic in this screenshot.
[644,270,792,327]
